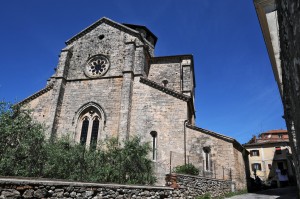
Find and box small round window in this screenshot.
[84,55,110,78]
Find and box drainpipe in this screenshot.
[184,120,189,165]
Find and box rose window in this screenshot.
[84,55,110,78]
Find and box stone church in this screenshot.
[20,17,248,189]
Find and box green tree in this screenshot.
[0,101,156,185]
[0,101,46,177]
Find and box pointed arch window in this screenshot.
[76,108,102,148]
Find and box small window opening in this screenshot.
[150,131,157,160]
[162,80,168,87]
[252,163,262,171]
[250,150,260,156]
[203,146,211,171]
[98,34,105,40]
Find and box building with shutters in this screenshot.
[244,130,294,184]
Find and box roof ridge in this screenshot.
[65,17,141,45]
[187,124,246,152]
[186,124,235,141]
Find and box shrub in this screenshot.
[173,163,199,175]
[44,136,156,184]
[0,101,156,184]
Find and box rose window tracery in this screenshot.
[84,55,110,78]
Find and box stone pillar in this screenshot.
[47,49,72,139]
[118,43,135,143]
[181,59,192,96]
[134,46,147,76]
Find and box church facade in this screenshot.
[20,17,248,189]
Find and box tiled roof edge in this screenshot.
[139,77,191,102]
[17,84,54,106]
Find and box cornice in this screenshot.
[150,54,193,64]
[139,77,191,102]
[243,140,290,147]
[187,125,234,142]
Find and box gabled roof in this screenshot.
[139,77,195,116]
[65,17,156,46]
[17,84,54,105]
[140,77,191,101]
[187,125,246,152]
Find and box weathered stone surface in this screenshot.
[34,188,47,198]
[0,177,235,199]
[23,189,34,198]
[1,189,20,198]
[20,17,247,187]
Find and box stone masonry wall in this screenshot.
[0,176,233,199]
[65,23,142,80]
[276,0,300,197]
[232,146,247,190]
[186,127,234,179]
[186,127,247,190]
[148,62,182,92]
[130,77,188,184]
[25,89,54,138]
[175,174,232,198]
[56,77,123,141]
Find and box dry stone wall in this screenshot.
[176,174,232,198]
[0,176,234,199]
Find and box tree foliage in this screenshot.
[0,102,46,176]
[0,101,156,185]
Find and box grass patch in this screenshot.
[197,190,248,199]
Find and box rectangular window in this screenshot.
[252,163,262,171]
[250,150,260,156]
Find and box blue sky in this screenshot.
[0,0,286,144]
